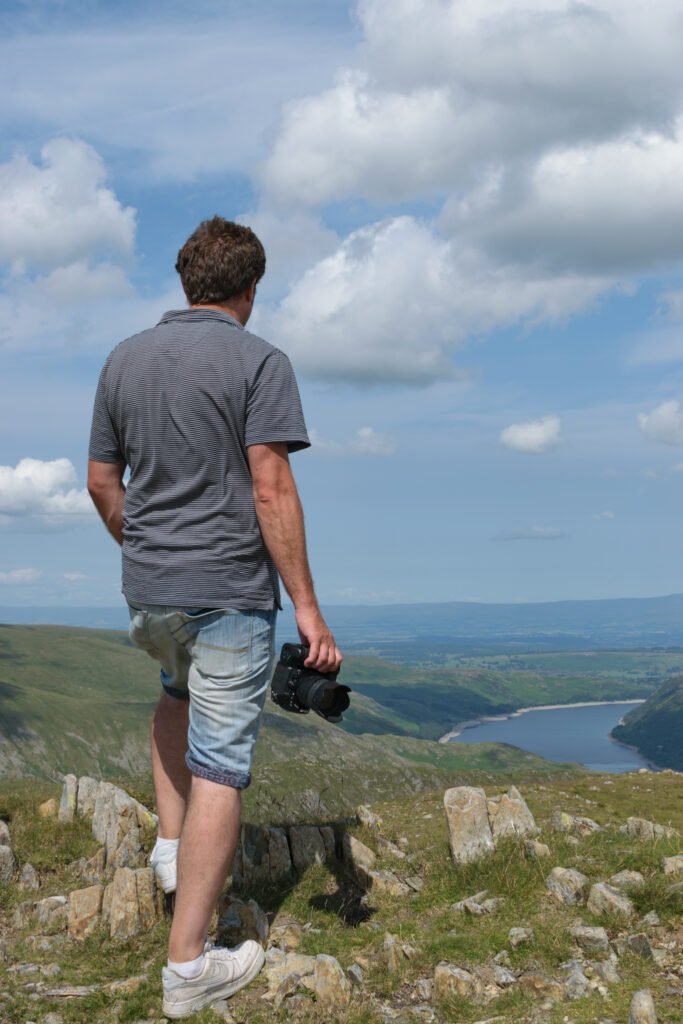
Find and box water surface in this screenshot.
[449,702,653,773]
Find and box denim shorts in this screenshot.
[128,604,276,790]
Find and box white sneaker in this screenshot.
[150,842,177,894]
[162,942,265,1018]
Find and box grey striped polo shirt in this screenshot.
[89,308,310,610]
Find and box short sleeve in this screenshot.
[245,350,310,453]
[88,358,124,463]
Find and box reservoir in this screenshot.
[448,701,654,773]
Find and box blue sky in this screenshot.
[2,0,683,607]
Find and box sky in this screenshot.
[1,0,683,608]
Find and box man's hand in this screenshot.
[295,605,343,674]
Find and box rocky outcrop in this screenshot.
[443,785,537,865]
[622,816,678,841]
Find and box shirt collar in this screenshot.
[158,308,244,331]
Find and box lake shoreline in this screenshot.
[438,698,647,744]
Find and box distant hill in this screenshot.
[4,592,683,655]
[611,675,683,771]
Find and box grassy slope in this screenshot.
[612,674,683,770]
[1,771,682,1023]
[0,626,577,819]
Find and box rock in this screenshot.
[608,870,645,891]
[343,834,376,879]
[414,978,432,1001]
[71,847,107,885]
[493,965,516,987]
[564,963,591,1000]
[405,875,424,892]
[433,963,487,1004]
[134,868,158,931]
[629,933,656,960]
[662,855,683,877]
[546,867,589,905]
[517,972,565,1001]
[525,839,551,860]
[58,775,78,824]
[0,845,17,884]
[493,950,511,966]
[36,895,68,930]
[41,1014,64,1024]
[68,885,103,940]
[590,957,621,984]
[109,868,140,940]
[19,863,40,891]
[289,825,326,874]
[486,786,538,839]
[508,927,534,948]
[347,963,364,988]
[106,975,147,995]
[262,949,317,1000]
[569,924,610,954]
[268,827,294,881]
[587,883,635,919]
[378,837,407,859]
[75,777,99,818]
[629,990,657,1024]
[624,817,678,841]
[306,956,351,1009]
[552,811,575,832]
[38,798,59,819]
[0,821,10,846]
[217,895,269,946]
[357,805,382,831]
[92,783,145,872]
[268,914,304,951]
[43,985,100,998]
[452,890,490,913]
[366,869,411,897]
[384,933,405,973]
[641,910,661,927]
[444,786,495,864]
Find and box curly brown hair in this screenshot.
[175,216,266,305]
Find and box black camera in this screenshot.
[271,643,351,723]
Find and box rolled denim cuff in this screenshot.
[185,752,251,790]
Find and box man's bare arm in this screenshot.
[87,459,126,546]
[247,442,342,674]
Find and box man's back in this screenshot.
[89,307,309,609]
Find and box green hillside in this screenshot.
[611,674,683,770]
[0,625,576,820]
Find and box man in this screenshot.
[88,217,342,1019]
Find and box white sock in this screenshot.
[154,836,179,857]
[167,953,205,979]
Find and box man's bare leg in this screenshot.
[151,693,192,838]
[168,777,241,962]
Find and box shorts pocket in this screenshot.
[191,610,255,681]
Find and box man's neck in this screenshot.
[190,302,246,326]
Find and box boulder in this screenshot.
[38,798,59,819]
[620,933,654,960]
[662,855,683,877]
[108,868,140,940]
[517,972,565,1001]
[134,867,158,931]
[343,834,376,880]
[433,963,487,1004]
[569,924,610,954]
[508,927,534,948]
[366,869,411,897]
[268,914,304,951]
[486,786,537,839]
[36,895,69,930]
[624,817,678,841]
[629,990,657,1024]
[268,828,294,882]
[92,784,145,872]
[262,949,317,1001]
[303,955,351,1011]
[19,863,40,891]
[0,845,17,884]
[0,821,10,846]
[289,825,326,874]
[443,787,494,865]
[217,895,269,946]
[58,775,78,824]
[68,885,103,941]
[587,883,634,920]
[564,963,591,1000]
[545,867,589,906]
[75,777,99,818]
[524,839,551,860]
[608,870,645,891]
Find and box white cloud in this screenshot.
[309,426,397,457]
[263,0,683,208]
[237,209,339,300]
[0,458,93,525]
[0,568,42,584]
[638,400,683,445]
[593,510,616,520]
[499,416,561,454]
[494,526,566,542]
[0,139,135,271]
[262,218,610,385]
[63,571,88,581]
